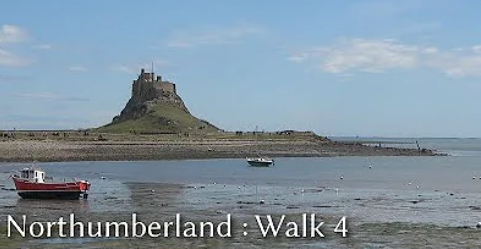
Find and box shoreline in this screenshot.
[0,138,441,163]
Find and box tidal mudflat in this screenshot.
[1,157,481,248]
[0,133,437,163]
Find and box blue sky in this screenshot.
[1,0,481,137]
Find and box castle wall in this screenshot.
[158,81,176,94]
[131,69,177,102]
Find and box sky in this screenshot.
[1,0,481,137]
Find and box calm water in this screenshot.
[2,156,481,191]
[333,136,481,156]
[1,138,481,227]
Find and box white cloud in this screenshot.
[166,25,262,48]
[423,47,438,54]
[471,45,481,53]
[289,38,481,78]
[0,24,30,67]
[69,66,88,72]
[305,39,419,73]
[0,24,27,44]
[428,52,481,77]
[0,48,30,66]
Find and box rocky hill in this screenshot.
[97,69,219,134]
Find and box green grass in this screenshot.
[96,102,219,134]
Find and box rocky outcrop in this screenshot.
[111,69,189,124]
[99,68,219,133]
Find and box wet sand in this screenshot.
[0,138,437,163]
[1,181,480,249]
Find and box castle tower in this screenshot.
[132,68,178,101]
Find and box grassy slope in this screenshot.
[96,102,218,134]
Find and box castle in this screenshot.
[131,68,177,101]
[110,68,189,124]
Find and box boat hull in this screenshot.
[247,160,273,167]
[18,191,84,200]
[13,177,90,200]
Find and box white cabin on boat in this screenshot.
[19,168,45,183]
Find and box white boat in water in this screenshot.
[246,157,274,167]
[246,126,275,167]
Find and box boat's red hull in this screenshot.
[13,177,91,200]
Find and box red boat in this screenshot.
[11,167,91,200]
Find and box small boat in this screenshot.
[246,157,274,167]
[11,167,91,200]
[246,126,275,167]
